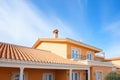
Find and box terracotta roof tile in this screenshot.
[106,57,120,61]
[0,42,86,65]
[113,64,120,69]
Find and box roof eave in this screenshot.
[32,38,102,52]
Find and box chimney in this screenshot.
[53,29,59,38]
[101,52,105,58]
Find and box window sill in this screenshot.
[70,58,79,61]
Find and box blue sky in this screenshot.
[0,0,120,58]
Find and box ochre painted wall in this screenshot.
[72,70,86,80]
[55,70,68,80]
[67,43,96,60]
[0,67,87,80]
[0,67,57,80]
[90,66,112,80]
[94,56,104,61]
[0,67,19,80]
[25,68,56,80]
[36,41,103,61]
[36,42,67,58]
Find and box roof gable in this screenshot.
[33,38,102,52]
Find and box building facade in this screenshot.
[0,29,114,80]
[106,57,120,74]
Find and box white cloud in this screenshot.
[105,43,120,58]
[105,20,120,37]
[103,20,120,58]
[0,0,75,47]
[77,0,88,9]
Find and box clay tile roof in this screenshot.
[114,64,120,68]
[0,42,86,65]
[106,57,120,61]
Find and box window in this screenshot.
[72,49,79,59]
[14,73,19,80]
[72,72,79,80]
[43,73,53,80]
[96,71,102,80]
[87,52,92,60]
[13,73,26,80]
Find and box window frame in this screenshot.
[13,73,26,80]
[87,51,93,60]
[43,73,54,80]
[96,71,102,80]
[71,48,79,59]
[72,72,80,80]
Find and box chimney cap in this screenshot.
[53,29,59,33]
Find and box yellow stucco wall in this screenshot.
[36,42,67,58]
[112,60,120,66]
[36,42,98,60]
[111,60,120,73]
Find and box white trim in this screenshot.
[69,69,72,80]
[20,67,24,80]
[112,66,117,71]
[13,73,19,80]
[66,38,102,52]
[88,68,90,80]
[71,48,79,59]
[0,59,89,70]
[13,72,26,80]
[78,60,113,67]
[43,73,54,80]
[87,51,93,60]
[96,70,102,80]
[72,72,79,80]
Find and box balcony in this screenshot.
[79,54,105,61]
[79,55,87,60]
[70,55,113,67]
[77,55,113,67]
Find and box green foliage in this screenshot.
[104,71,120,80]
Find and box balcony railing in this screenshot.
[79,55,104,61]
[77,55,113,67]
[79,55,87,60]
